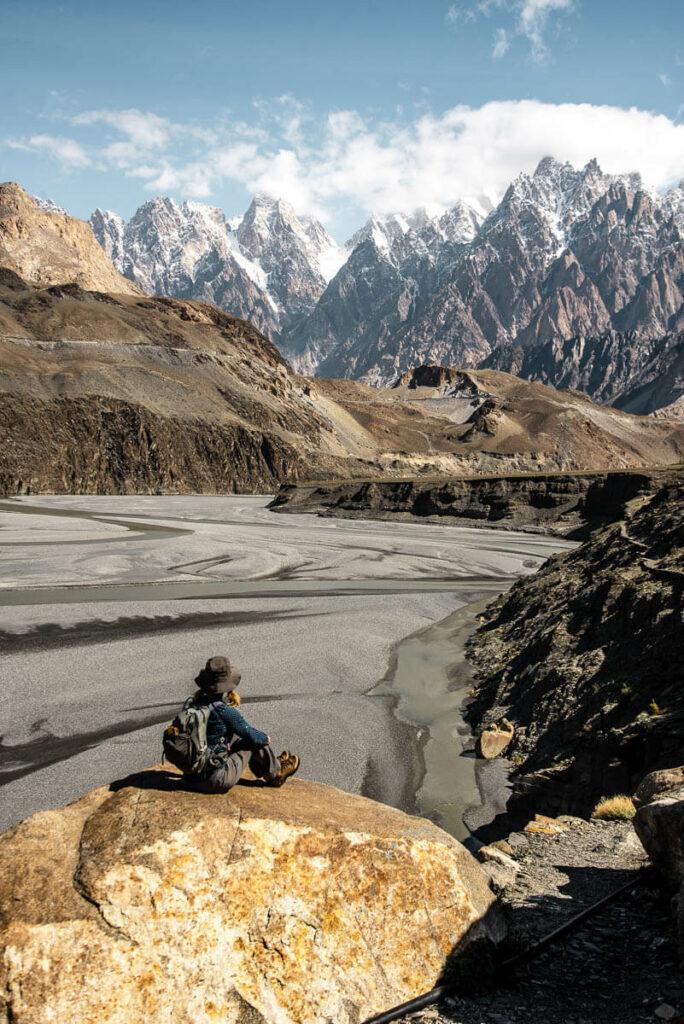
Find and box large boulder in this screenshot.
[634,768,684,890]
[0,767,501,1024]
[634,767,684,809]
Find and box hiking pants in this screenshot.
[196,742,280,794]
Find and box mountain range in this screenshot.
[84,157,684,415]
[0,182,683,497]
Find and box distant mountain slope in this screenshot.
[484,329,684,417]
[0,183,139,295]
[90,193,344,338]
[1,267,682,495]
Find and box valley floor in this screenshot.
[0,495,571,832]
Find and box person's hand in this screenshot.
[267,735,272,745]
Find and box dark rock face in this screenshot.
[270,468,680,535]
[0,395,309,496]
[464,482,684,817]
[485,329,684,414]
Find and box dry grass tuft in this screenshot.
[591,795,636,821]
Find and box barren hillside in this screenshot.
[1,271,683,495]
[0,183,140,295]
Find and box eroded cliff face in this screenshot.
[464,483,684,817]
[0,395,310,496]
[270,468,682,536]
[0,769,501,1024]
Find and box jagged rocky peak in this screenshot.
[32,194,68,216]
[663,179,684,230]
[348,201,482,262]
[237,192,344,291]
[436,200,482,244]
[90,208,126,271]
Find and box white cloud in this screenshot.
[196,100,684,221]
[451,0,574,60]
[492,28,510,58]
[6,134,91,168]
[659,72,672,87]
[446,3,477,23]
[518,0,574,60]
[10,100,684,233]
[72,109,173,150]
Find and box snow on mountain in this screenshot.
[663,180,684,232]
[90,209,125,272]
[89,192,342,334]
[85,157,683,403]
[32,196,69,217]
[236,194,344,316]
[285,156,683,386]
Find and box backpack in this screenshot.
[162,700,222,775]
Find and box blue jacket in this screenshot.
[192,695,269,750]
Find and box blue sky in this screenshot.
[1,0,683,238]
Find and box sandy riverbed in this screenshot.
[0,495,573,833]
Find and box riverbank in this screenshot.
[372,597,513,845]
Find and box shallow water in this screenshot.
[373,596,510,842]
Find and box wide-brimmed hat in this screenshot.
[195,655,241,693]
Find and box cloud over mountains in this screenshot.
[7,98,684,231]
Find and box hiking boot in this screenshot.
[268,751,300,787]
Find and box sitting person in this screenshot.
[187,655,300,792]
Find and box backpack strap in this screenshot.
[207,699,234,755]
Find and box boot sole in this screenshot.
[270,756,300,787]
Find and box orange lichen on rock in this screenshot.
[0,766,502,1024]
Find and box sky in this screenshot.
[1,0,684,240]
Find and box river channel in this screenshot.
[0,495,573,836]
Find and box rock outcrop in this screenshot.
[465,482,684,817]
[0,768,501,1024]
[478,719,515,760]
[634,767,684,960]
[634,768,684,891]
[0,183,139,295]
[271,467,683,536]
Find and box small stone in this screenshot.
[655,1005,676,1021]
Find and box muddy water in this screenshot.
[373,595,510,843]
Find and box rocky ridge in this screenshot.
[269,466,682,536]
[0,183,139,295]
[4,243,683,496]
[0,767,500,1024]
[464,482,684,819]
[69,160,684,411]
[284,159,684,394]
[484,328,684,417]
